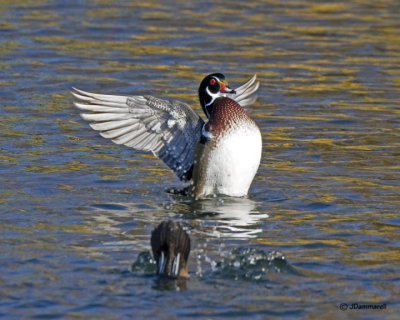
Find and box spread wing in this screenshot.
[72,88,204,181]
[225,74,260,107]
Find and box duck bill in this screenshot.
[219,82,236,94]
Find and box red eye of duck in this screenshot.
[210,78,216,85]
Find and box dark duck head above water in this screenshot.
[73,73,261,198]
[151,220,190,278]
[198,73,237,118]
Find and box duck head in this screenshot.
[198,73,236,118]
[151,220,190,278]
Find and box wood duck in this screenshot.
[151,220,190,278]
[72,73,262,198]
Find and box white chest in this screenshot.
[197,125,262,197]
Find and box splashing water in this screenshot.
[132,247,298,283]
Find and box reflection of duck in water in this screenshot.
[73,73,261,198]
[151,220,190,278]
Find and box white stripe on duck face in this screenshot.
[204,86,225,117]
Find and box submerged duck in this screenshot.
[73,73,262,198]
[151,220,190,278]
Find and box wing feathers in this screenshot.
[89,118,137,131]
[73,87,203,180]
[80,112,129,122]
[100,123,141,139]
[72,87,127,104]
[110,126,148,145]
[235,74,257,95]
[74,103,128,113]
[236,96,258,107]
[227,74,260,107]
